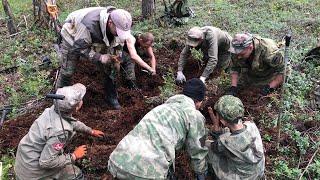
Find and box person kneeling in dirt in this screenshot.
[56,7,155,109]
[176,26,232,84]
[108,78,208,179]
[14,83,105,180]
[226,33,285,96]
[206,95,265,179]
[121,32,157,89]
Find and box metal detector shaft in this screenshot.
[276,32,292,149]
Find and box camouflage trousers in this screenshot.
[120,52,136,81]
[108,160,172,180]
[55,40,117,89]
[15,164,83,180]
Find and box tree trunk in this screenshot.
[33,0,51,28]
[2,0,18,34]
[142,0,155,19]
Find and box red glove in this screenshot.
[73,145,87,160]
[91,129,105,138]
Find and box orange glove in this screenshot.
[91,129,105,138]
[73,145,87,160]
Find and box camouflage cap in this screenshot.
[229,33,253,54]
[214,95,244,123]
[186,27,204,47]
[55,83,86,112]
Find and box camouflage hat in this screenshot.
[186,27,204,47]
[214,95,244,123]
[110,9,132,41]
[55,83,86,112]
[229,33,253,54]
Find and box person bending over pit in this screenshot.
[121,32,157,89]
[226,33,285,96]
[206,95,265,179]
[14,83,105,180]
[176,26,232,84]
[108,78,208,179]
[56,6,155,109]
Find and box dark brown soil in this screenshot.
[1,43,319,179]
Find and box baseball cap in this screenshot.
[229,33,253,54]
[214,95,244,123]
[183,78,206,101]
[186,27,204,47]
[110,9,132,41]
[55,83,86,112]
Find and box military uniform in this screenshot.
[108,94,208,179]
[121,32,151,81]
[14,106,92,180]
[208,121,265,180]
[230,36,284,86]
[178,26,232,79]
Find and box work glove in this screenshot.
[176,71,186,84]
[225,86,238,96]
[73,145,87,160]
[261,85,275,96]
[91,129,105,138]
[199,76,206,84]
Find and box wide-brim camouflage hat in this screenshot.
[186,26,204,47]
[214,95,244,123]
[229,33,253,54]
[55,83,86,112]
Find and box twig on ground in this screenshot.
[298,146,320,180]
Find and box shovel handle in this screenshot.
[46,94,65,100]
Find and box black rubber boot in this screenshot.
[104,77,121,110]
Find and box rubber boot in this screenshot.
[104,77,121,110]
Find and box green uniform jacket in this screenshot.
[109,94,208,179]
[231,36,284,84]
[178,26,232,78]
[14,106,92,180]
[208,121,265,180]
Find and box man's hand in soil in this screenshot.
[99,54,112,64]
[72,145,87,160]
[208,107,221,132]
[176,71,186,84]
[91,129,105,138]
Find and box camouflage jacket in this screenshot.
[231,36,284,80]
[109,94,208,179]
[14,106,92,180]
[208,121,265,180]
[60,7,123,62]
[178,26,232,78]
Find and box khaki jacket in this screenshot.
[14,106,92,179]
[60,7,123,62]
[178,26,232,78]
